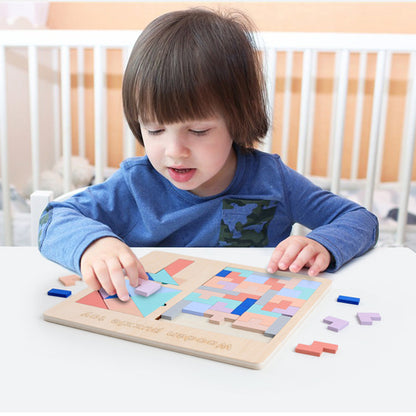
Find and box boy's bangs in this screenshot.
[136,39,220,125]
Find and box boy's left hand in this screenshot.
[267,236,331,277]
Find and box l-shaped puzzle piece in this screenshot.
[323,315,349,332]
[357,312,381,325]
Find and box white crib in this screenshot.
[0,30,415,247]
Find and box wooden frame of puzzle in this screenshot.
[44,251,331,369]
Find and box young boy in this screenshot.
[38,9,379,301]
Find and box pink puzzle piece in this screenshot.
[357,312,381,325]
[134,278,162,297]
[204,310,239,325]
[323,316,349,332]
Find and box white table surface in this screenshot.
[0,246,415,412]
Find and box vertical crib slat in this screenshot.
[122,46,136,159]
[262,48,277,153]
[364,50,387,211]
[331,50,350,194]
[77,47,85,158]
[0,45,12,245]
[327,51,341,179]
[399,52,416,185]
[305,51,318,176]
[52,48,61,163]
[28,46,40,192]
[351,52,367,180]
[396,52,416,245]
[94,46,106,183]
[297,49,313,175]
[60,46,72,193]
[375,51,392,185]
[281,50,293,163]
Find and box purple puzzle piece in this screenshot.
[272,306,299,317]
[134,278,162,297]
[357,312,381,325]
[209,301,234,313]
[323,316,349,332]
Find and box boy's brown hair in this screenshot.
[122,8,269,150]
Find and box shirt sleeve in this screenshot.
[277,160,379,271]
[38,168,137,274]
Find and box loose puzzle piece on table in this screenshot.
[44,251,331,369]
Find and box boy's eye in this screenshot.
[190,129,209,136]
[147,129,164,135]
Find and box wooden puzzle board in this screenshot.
[44,251,331,369]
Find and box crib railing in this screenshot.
[0,30,415,246]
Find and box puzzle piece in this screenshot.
[58,274,81,287]
[216,269,231,277]
[77,290,108,309]
[209,301,234,313]
[148,269,178,285]
[103,297,143,317]
[272,306,299,317]
[130,287,181,317]
[203,310,239,325]
[160,300,191,320]
[232,311,278,333]
[234,280,272,297]
[264,315,292,337]
[48,288,72,298]
[182,301,212,316]
[164,258,193,276]
[194,288,226,300]
[357,312,381,325]
[337,295,360,305]
[223,292,261,301]
[134,278,162,297]
[231,297,257,315]
[270,294,305,308]
[295,341,338,357]
[323,316,349,332]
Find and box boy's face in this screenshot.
[140,115,237,197]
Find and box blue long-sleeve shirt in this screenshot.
[38,147,379,274]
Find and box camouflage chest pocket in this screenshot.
[218,198,278,247]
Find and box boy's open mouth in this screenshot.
[168,167,196,183]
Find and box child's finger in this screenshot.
[276,241,305,271]
[267,245,286,273]
[288,244,317,273]
[93,259,116,296]
[120,252,141,288]
[106,257,130,302]
[307,252,330,276]
[82,265,102,291]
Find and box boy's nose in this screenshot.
[165,136,190,160]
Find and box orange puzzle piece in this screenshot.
[295,341,338,357]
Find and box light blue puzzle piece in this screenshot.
[182,301,212,316]
[245,274,269,284]
[130,287,180,317]
[296,279,321,290]
[278,288,302,298]
[149,269,178,285]
[295,287,317,300]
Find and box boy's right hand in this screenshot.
[80,236,148,302]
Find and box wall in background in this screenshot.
[45,2,416,181]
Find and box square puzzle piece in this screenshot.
[134,278,162,297]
